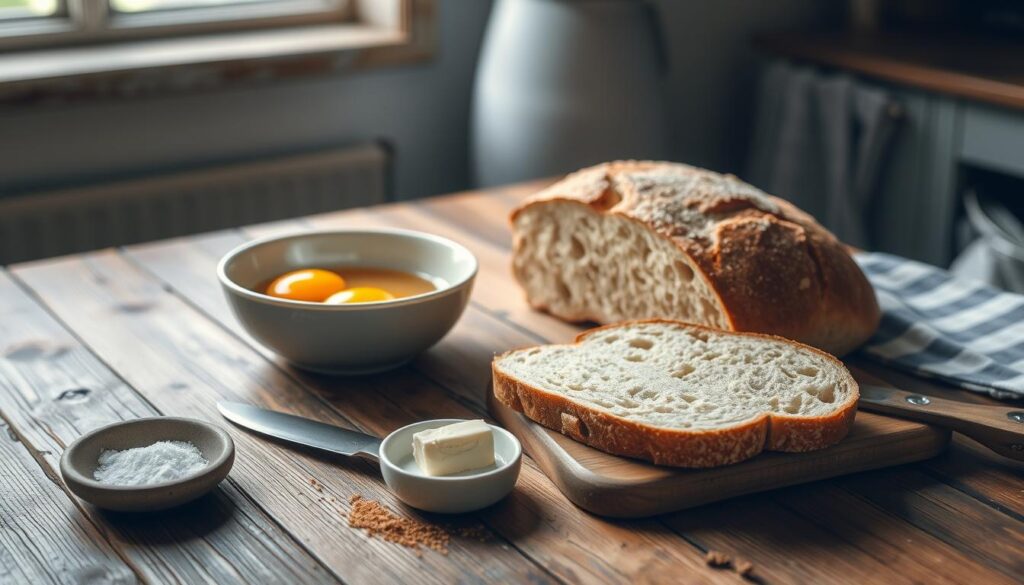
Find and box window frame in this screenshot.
[0,0,354,50]
[0,0,433,101]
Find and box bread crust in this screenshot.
[492,319,859,468]
[510,161,880,356]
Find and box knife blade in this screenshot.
[858,384,949,411]
[858,384,903,404]
[217,401,381,462]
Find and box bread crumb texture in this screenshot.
[512,199,729,329]
[498,321,854,429]
[493,320,858,467]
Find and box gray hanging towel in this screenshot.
[746,61,902,248]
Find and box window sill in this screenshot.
[0,0,435,103]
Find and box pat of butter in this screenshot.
[412,420,495,477]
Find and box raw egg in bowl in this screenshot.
[217,229,477,374]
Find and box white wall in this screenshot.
[655,0,842,174]
[0,0,493,200]
[0,0,840,201]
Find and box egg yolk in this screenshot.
[325,287,395,304]
[265,269,346,302]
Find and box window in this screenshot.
[0,1,60,21]
[0,0,354,49]
[0,0,430,94]
[112,0,279,11]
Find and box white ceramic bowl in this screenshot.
[218,229,477,374]
[379,419,522,514]
[60,417,235,512]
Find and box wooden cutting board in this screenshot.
[489,387,951,518]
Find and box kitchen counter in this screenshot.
[2,180,1022,584]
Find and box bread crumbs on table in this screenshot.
[735,559,756,578]
[705,550,731,568]
[705,550,758,581]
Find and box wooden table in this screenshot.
[2,180,1023,585]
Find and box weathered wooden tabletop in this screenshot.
[2,180,1023,585]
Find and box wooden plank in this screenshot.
[124,228,745,584]
[838,467,1024,578]
[0,411,137,585]
[350,196,1024,581]
[925,435,1024,518]
[124,215,975,585]
[10,252,554,585]
[675,495,902,585]
[669,486,1021,585]
[775,481,1021,583]
[124,189,1024,583]
[0,271,337,584]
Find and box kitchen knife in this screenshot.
[858,385,1024,461]
[217,401,381,462]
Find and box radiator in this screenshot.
[0,142,390,265]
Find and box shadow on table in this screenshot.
[443,485,545,547]
[94,487,237,544]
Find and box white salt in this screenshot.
[93,440,208,486]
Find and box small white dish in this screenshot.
[60,417,235,512]
[379,419,522,514]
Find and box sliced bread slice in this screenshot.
[492,320,858,468]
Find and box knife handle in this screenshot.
[859,387,1024,461]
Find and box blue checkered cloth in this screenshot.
[855,252,1024,399]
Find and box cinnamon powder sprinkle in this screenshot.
[347,495,451,554]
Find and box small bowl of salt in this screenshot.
[60,417,235,512]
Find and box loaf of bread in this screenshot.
[510,161,879,356]
[492,320,859,468]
